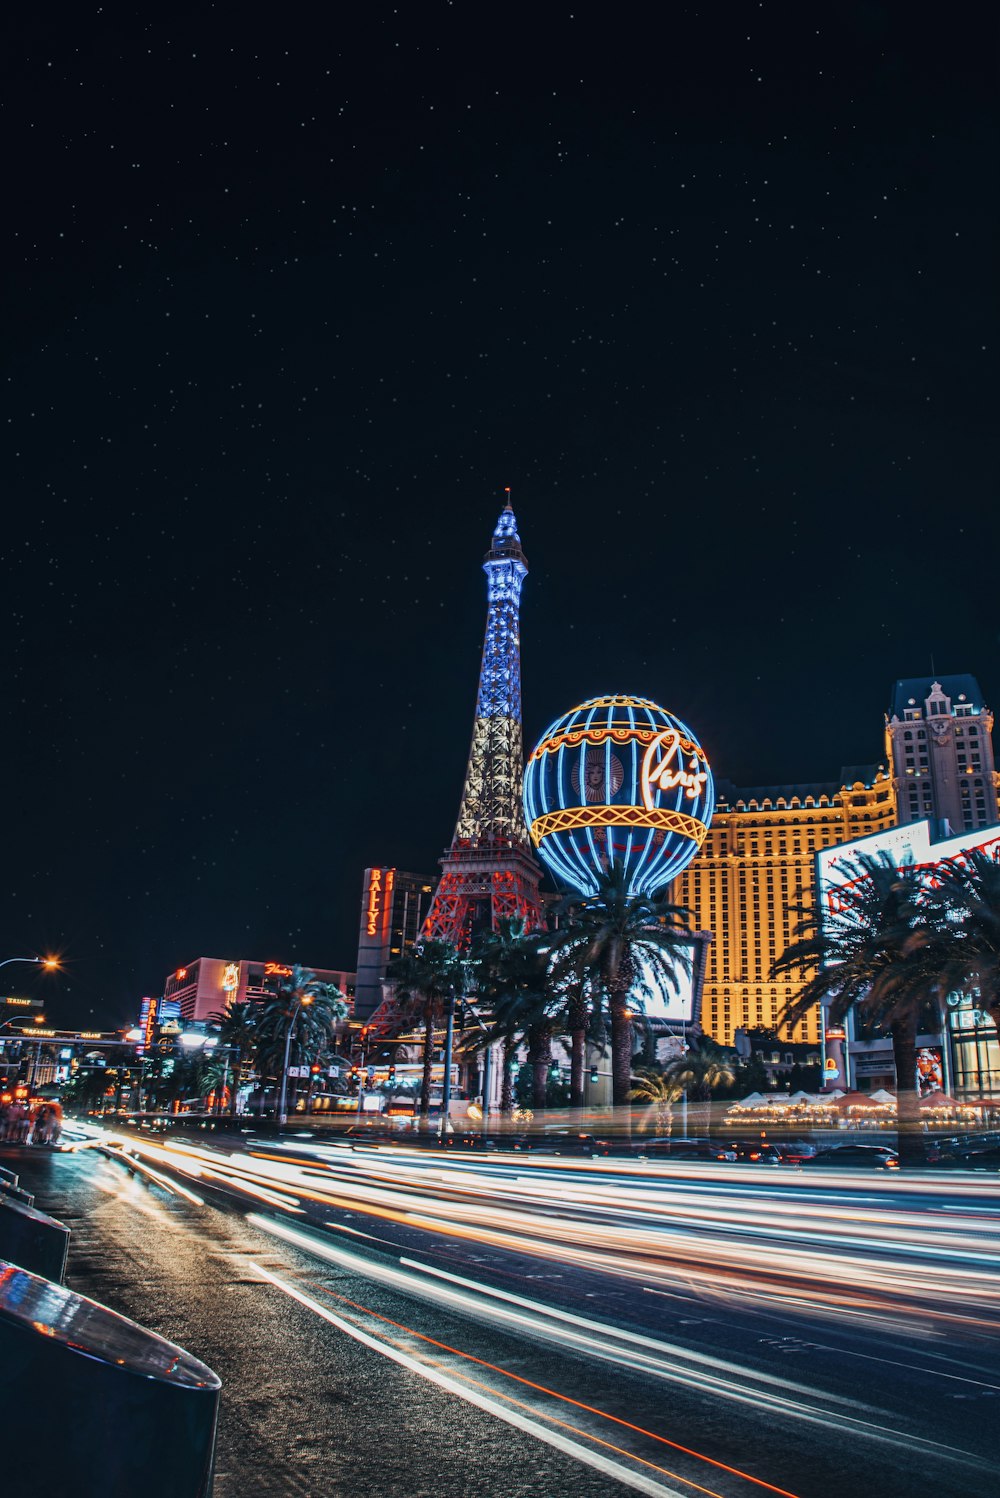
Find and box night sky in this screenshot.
[3,5,996,1029]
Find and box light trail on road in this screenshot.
[94,1130,1000,1343]
[56,1124,1000,1495]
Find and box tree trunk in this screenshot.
[891,1015,922,1167]
[609,986,633,1126]
[567,989,588,1110]
[570,1027,586,1110]
[530,1029,551,1113]
[420,1005,434,1119]
[500,1039,514,1115]
[229,1057,243,1117]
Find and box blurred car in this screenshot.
[803,1144,899,1170]
[501,1131,605,1156]
[925,1134,1000,1165]
[726,1141,782,1164]
[926,1143,1000,1171]
[772,1141,819,1165]
[636,1138,738,1161]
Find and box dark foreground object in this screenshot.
[0,1191,70,1279]
[0,1258,221,1497]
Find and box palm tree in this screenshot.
[478,947,557,1113]
[660,1039,735,1137]
[468,918,553,1116]
[256,967,348,1114]
[773,852,948,1167]
[209,1001,260,1116]
[387,940,464,1120]
[662,1040,736,1102]
[932,847,1000,1029]
[629,1068,683,1135]
[546,862,693,1112]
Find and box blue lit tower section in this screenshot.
[424,498,543,945]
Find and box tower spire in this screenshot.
[423,497,542,946]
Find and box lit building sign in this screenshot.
[142,996,159,1051]
[222,963,240,992]
[641,728,709,809]
[264,962,293,978]
[366,867,394,937]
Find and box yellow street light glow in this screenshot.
[301,995,314,1006]
[33,1015,46,1024]
[42,957,60,970]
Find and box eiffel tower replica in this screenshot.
[424,496,543,947]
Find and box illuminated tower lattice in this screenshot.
[424,498,543,947]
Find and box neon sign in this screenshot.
[222,963,239,992]
[641,729,709,810]
[264,962,293,978]
[366,867,394,937]
[143,996,159,1051]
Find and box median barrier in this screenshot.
[0,1259,221,1496]
[0,1193,68,1280]
[0,1178,34,1207]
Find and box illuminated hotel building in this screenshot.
[672,769,896,1045]
[161,957,356,1026]
[885,675,999,831]
[354,868,436,1019]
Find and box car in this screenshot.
[726,1141,782,1164]
[803,1144,899,1170]
[926,1143,1000,1171]
[635,1138,738,1161]
[772,1141,819,1165]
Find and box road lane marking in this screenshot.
[245,1259,699,1498]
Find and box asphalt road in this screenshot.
[7,1134,999,1498]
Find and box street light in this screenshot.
[278,995,314,1127]
[0,1014,47,1036]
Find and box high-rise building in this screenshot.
[353,867,436,1019]
[672,769,896,1045]
[161,957,355,1026]
[423,498,543,946]
[885,675,999,832]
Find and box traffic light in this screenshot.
[310,1063,322,1076]
[349,1065,359,1089]
[387,1064,396,1083]
[589,1066,600,1085]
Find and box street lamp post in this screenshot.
[0,956,59,976]
[278,995,313,1127]
[0,957,57,1096]
[438,992,458,1140]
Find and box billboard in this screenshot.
[817,819,1000,913]
[630,932,709,1026]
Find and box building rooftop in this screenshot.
[889,674,985,720]
[714,766,884,807]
